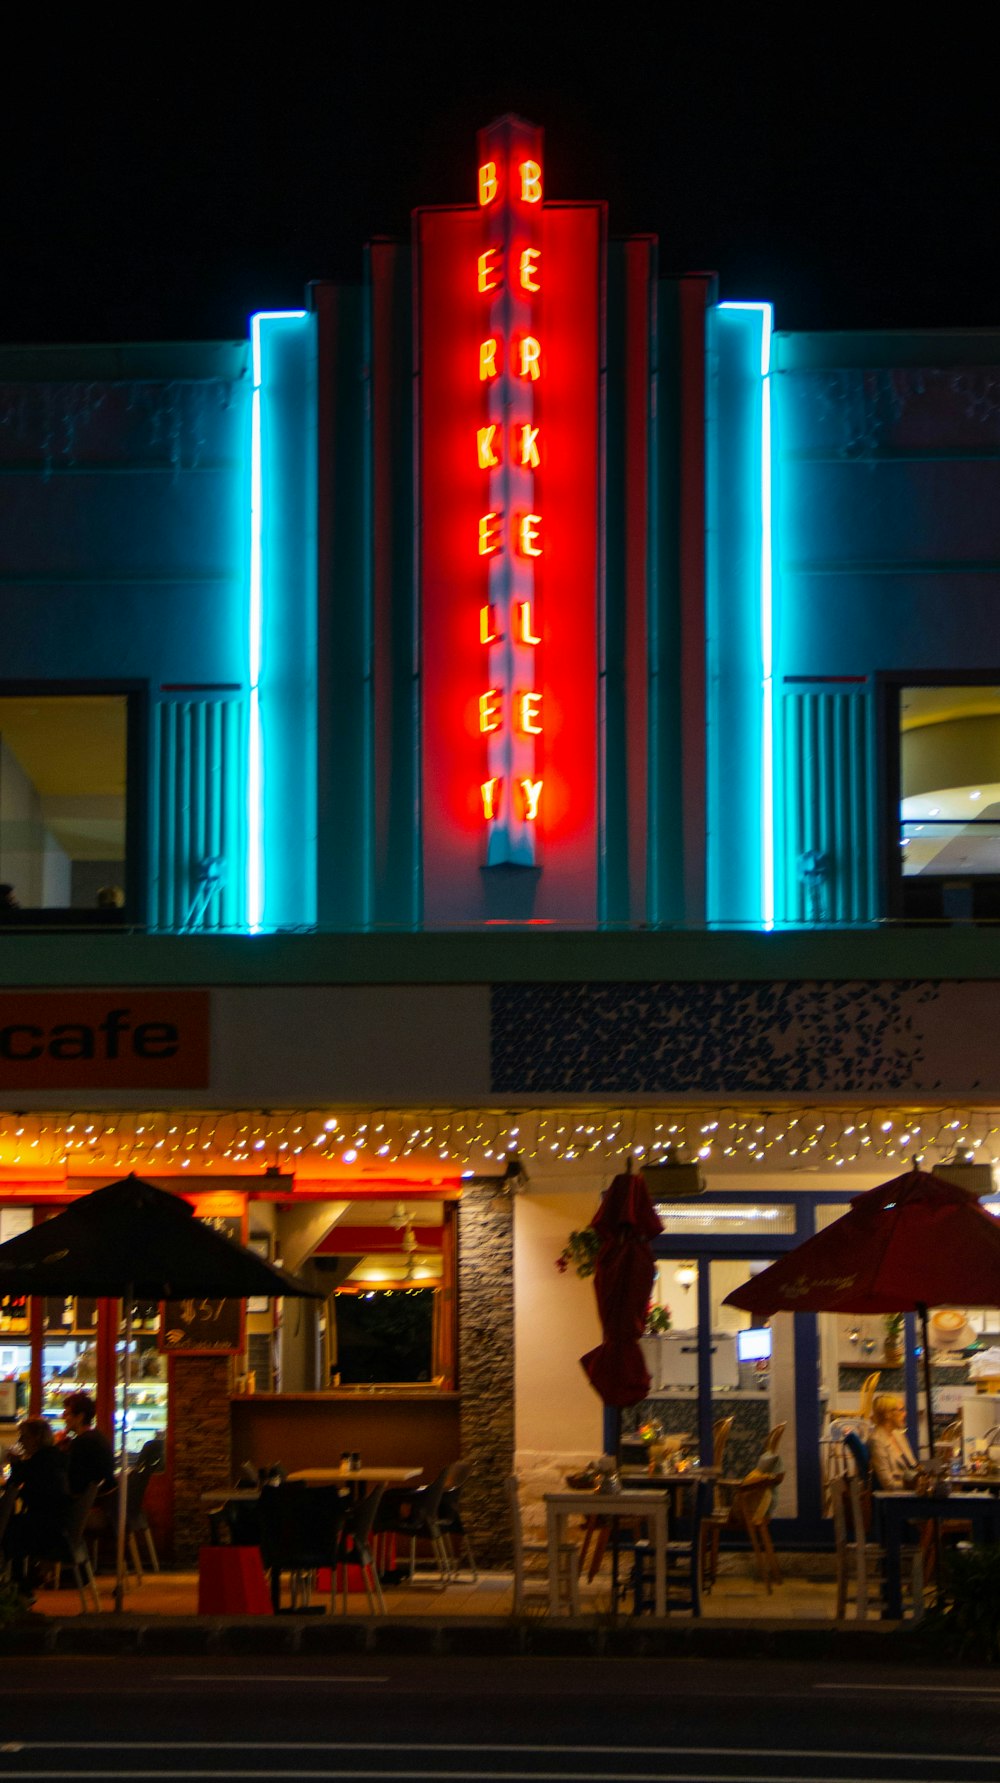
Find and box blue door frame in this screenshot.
[602,1190,847,1545]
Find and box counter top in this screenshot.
[646,1388,772,1402]
[231,1389,460,1404]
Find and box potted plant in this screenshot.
[645,1305,672,1335]
[555,1227,600,1278]
[883,1311,905,1366]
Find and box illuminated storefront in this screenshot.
[4,116,1000,1557]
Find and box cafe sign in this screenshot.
[0,991,210,1090]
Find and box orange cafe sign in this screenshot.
[416,115,602,923]
[0,991,210,1090]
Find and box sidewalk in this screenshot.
[1,1562,931,1659]
[16,1563,842,1621]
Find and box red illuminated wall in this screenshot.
[416,125,603,925]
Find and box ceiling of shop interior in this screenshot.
[901,686,1000,729]
[0,694,126,860]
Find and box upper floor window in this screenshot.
[0,690,134,924]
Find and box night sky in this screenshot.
[3,22,998,347]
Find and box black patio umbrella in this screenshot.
[0,1174,318,1609]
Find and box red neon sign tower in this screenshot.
[416,116,603,923]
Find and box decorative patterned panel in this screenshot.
[490,979,947,1096]
[778,689,876,925]
[149,698,247,932]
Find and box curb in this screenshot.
[0,1613,936,1662]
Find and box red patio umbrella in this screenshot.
[724,1165,1000,1455]
[581,1169,663,1416]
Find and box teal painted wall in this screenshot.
[0,342,251,930]
[773,328,1000,922]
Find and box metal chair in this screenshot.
[36,1480,102,1612]
[374,1467,452,1586]
[87,1465,159,1580]
[257,1481,348,1613]
[0,1478,17,1575]
[436,1459,479,1581]
[331,1481,386,1615]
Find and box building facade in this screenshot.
[3,117,1000,1559]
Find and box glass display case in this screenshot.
[116,1304,168,1464]
[41,1296,100,1426]
[0,1294,31,1421]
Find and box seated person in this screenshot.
[59,1392,116,1497]
[869,1393,919,1490]
[2,1417,70,1603]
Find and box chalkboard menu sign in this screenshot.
[160,1213,244,1355]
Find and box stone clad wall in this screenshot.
[458,1178,514,1568]
[171,1355,232,1563]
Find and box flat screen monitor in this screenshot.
[736,1326,772,1364]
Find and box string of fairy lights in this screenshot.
[0,1105,998,1175]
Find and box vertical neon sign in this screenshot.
[416,118,601,925]
[476,117,545,865]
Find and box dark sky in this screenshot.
[3,20,998,346]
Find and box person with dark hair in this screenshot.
[0,883,20,919]
[60,1392,116,1496]
[2,1418,70,1603]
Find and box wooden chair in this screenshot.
[830,1471,923,1621]
[712,1416,734,1471]
[701,1462,784,1593]
[505,1475,580,1615]
[859,1372,881,1424]
[628,1477,707,1617]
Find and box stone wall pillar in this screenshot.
[458,1177,514,1568]
[170,1355,232,1564]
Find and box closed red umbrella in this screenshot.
[581,1170,663,1411]
[724,1165,1000,1453]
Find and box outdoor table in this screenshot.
[873,1490,1000,1618]
[544,1489,668,1617]
[619,1465,721,1524]
[285,1466,421,1486]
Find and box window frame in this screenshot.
[0,677,147,927]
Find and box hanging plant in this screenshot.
[555,1227,601,1277]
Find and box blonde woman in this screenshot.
[869,1393,919,1491]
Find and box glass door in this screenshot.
[709,1259,793,1514]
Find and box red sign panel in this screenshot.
[417,117,603,924]
[0,991,211,1090]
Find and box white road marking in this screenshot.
[0,1743,997,1762]
[167,1675,389,1684]
[816,1683,1000,1697]
[0,1773,973,1783]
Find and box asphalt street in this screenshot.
[0,1656,998,1781]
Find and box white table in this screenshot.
[544,1489,669,1617]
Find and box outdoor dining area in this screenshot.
[5,1164,1000,1627]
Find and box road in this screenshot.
[0,1656,998,1780]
